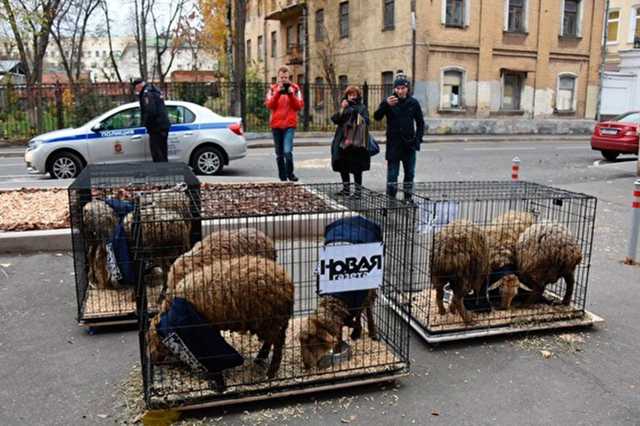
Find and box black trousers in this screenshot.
[340,171,363,186]
[149,131,168,162]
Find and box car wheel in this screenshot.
[602,150,620,161]
[193,146,224,175]
[48,151,83,179]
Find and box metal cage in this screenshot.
[386,181,599,343]
[135,183,415,409]
[68,162,200,327]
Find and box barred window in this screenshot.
[383,0,395,30]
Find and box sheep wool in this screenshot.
[167,228,277,291]
[515,222,583,305]
[431,219,490,323]
[485,211,536,271]
[82,200,118,241]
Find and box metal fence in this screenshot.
[0,81,391,141]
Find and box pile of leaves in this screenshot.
[0,188,70,231]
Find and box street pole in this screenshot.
[596,0,610,121]
[411,0,416,91]
[625,179,640,265]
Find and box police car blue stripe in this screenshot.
[41,122,236,143]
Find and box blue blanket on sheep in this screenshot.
[156,297,244,375]
[103,198,136,286]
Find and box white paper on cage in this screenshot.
[318,242,384,294]
[417,200,460,233]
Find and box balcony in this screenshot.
[286,44,303,65]
[266,0,305,21]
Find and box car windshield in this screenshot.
[612,112,640,124]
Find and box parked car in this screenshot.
[24,101,247,179]
[591,111,640,161]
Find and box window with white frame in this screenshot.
[561,0,583,37]
[443,0,469,28]
[557,74,577,112]
[629,7,640,46]
[502,71,524,111]
[505,0,527,33]
[441,69,464,109]
[607,9,620,43]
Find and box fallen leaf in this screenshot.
[541,350,553,359]
[96,414,108,419]
[432,410,440,416]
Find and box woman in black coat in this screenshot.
[331,85,371,197]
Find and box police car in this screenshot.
[24,101,247,179]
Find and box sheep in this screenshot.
[430,219,490,323]
[123,207,191,249]
[166,227,277,292]
[485,211,536,272]
[515,222,583,306]
[148,255,294,379]
[139,191,192,215]
[82,200,118,241]
[299,290,378,370]
[82,200,119,289]
[486,273,534,310]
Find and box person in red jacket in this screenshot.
[265,66,304,181]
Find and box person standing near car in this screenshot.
[265,66,304,181]
[374,75,425,200]
[132,78,171,162]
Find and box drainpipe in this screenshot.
[596,0,610,121]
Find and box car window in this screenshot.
[614,112,640,124]
[167,106,196,125]
[102,108,141,130]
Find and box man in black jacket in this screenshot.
[374,76,425,200]
[133,78,171,162]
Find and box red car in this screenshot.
[591,111,640,161]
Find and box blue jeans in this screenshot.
[272,128,295,181]
[386,150,416,198]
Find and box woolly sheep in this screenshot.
[515,222,583,306]
[431,219,490,323]
[299,290,378,370]
[166,227,277,291]
[485,211,536,272]
[82,200,118,241]
[149,255,294,378]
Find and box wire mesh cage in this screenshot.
[386,181,598,343]
[135,183,415,409]
[68,162,201,327]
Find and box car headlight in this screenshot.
[28,139,43,150]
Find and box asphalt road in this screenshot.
[0,139,637,190]
[0,139,639,425]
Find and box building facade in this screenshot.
[244,0,606,119]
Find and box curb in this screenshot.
[0,135,592,158]
[0,228,71,253]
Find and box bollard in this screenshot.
[625,179,640,265]
[512,156,521,182]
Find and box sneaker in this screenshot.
[334,188,350,197]
[288,174,299,182]
[350,191,362,199]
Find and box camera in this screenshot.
[280,82,290,94]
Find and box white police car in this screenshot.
[24,101,247,179]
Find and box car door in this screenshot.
[89,107,148,164]
[166,105,198,162]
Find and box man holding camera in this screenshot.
[265,66,304,181]
[374,75,425,200]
